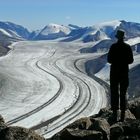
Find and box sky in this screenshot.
[0,0,140,30]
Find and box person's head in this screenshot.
[115,29,125,40]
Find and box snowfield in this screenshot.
[0,38,140,138]
[0,41,109,138]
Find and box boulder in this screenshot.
[128,98,140,119]
[89,118,110,140]
[110,119,140,140]
[110,123,124,140]
[50,106,138,140]
[91,108,136,125]
[67,117,92,130]
[0,114,45,140]
[0,126,45,140]
[124,109,136,120]
[90,107,113,125]
[53,128,103,140]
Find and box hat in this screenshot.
[115,30,125,39]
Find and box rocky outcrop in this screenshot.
[50,100,140,140]
[1,99,140,140]
[128,97,140,119]
[110,119,140,140]
[53,129,103,140]
[0,115,45,140]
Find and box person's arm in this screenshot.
[128,46,134,64]
[107,45,113,64]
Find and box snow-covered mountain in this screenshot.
[116,20,140,39]
[28,29,41,40]
[1,20,140,43]
[32,23,71,40]
[0,21,30,39]
[0,21,31,48]
[82,20,120,42]
[1,20,140,51]
[0,27,24,47]
[28,20,122,42]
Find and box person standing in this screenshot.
[107,30,134,122]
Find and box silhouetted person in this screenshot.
[107,30,134,122]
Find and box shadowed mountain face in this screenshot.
[85,54,107,76]
[0,21,29,50]
[80,39,114,53]
[0,21,30,39]
[0,45,10,56]
[116,20,140,39]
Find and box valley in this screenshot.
[0,41,108,138]
[0,20,140,138]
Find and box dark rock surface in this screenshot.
[49,99,140,140]
[1,99,140,140]
[128,97,140,119]
[0,115,45,140]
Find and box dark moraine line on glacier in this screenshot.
[31,54,93,135]
[7,51,63,125]
[42,78,92,136]
[38,54,106,138]
[74,58,110,105]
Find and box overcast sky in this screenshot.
[0,0,140,30]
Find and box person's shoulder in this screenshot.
[110,42,117,48]
[123,42,130,47]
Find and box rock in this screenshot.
[110,119,140,140]
[122,119,140,137]
[128,98,140,119]
[124,109,136,120]
[0,126,45,140]
[55,128,103,140]
[91,107,136,125]
[91,107,115,125]
[67,117,92,130]
[89,118,110,140]
[0,114,45,140]
[110,124,124,140]
[50,105,139,140]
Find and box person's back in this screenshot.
[107,30,134,122]
[108,40,133,76]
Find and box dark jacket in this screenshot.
[107,40,134,76]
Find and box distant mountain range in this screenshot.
[1,20,140,49]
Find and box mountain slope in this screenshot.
[1,20,140,42]
[33,23,71,40]
[0,28,23,47]
[0,21,30,39]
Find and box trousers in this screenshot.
[110,73,129,111]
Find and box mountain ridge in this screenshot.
[1,20,140,50]
[0,20,140,41]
